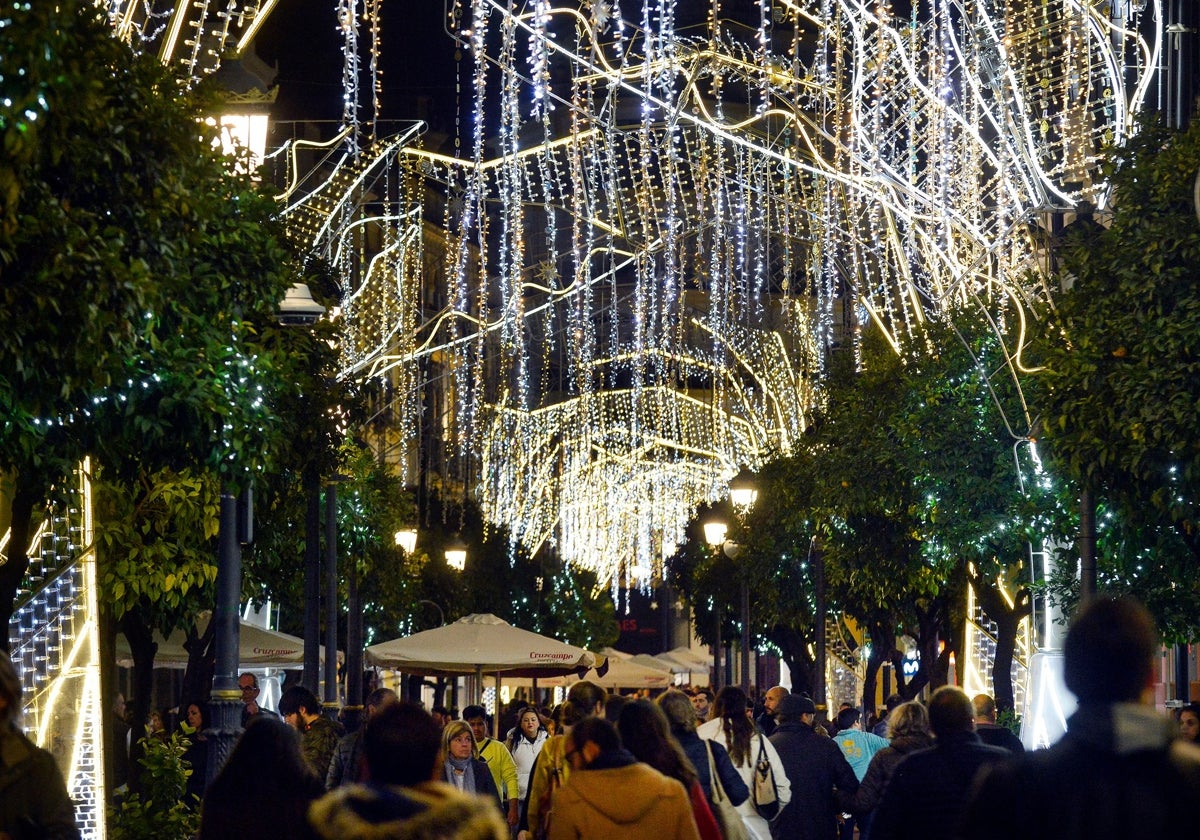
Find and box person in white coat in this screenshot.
[506,706,548,825]
[697,686,790,840]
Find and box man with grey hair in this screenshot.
[0,655,80,838]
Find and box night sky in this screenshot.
[254,0,461,136]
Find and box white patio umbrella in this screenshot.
[655,646,713,674]
[115,611,317,669]
[368,614,600,733]
[365,612,598,680]
[546,656,673,690]
[496,649,672,690]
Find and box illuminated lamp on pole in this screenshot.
[207,283,324,786]
[444,534,468,571]
[394,528,418,554]
[703,516,728,691]
[205,49,291,786]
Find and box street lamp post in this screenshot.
[727,467,758,694]
[703,518,728,692]
[207,283,326,785]
[323,480,341,717]
[206,487,245,777]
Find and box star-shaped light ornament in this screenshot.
[592,1,613,33]
[538,259,559,284]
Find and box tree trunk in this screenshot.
[904,598,947,699]
[0,487,37,653]
[970,574,1032,713]
[119,611,158,792]
[862,617,893,714]
[180,617,216,708]
[768,625,815,696]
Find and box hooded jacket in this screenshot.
[961,703,1200,840]
[545,749,701,840]
[309,780,508,840]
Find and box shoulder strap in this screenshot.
[706,740,726,802]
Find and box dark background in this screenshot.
[254,0,460,133]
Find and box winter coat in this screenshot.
[309,780,509,840]
[476,735,520,802]
[961,703,1200,840]
[440,757,503,809]
[851,732,934,817]
[0,727,79,840]
[524,733,568,835]
[545,749,701,840]
[327,729,365,789]
[768,721,858,840]
[509,729,548,799]
[869,731,1007,840]
[674,726,750,807]
[974,722,1024,754]
[697,718,791,840]
[302,715,343,781]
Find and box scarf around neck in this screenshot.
[445,754,476,792]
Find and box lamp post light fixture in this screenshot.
[394,528,418,554]
[444,534,468,571]
[278,283,327,325]
[729,466,759,510]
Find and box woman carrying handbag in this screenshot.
[697,687,791,840]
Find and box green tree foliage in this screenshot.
[1037,116,1200,641]
[0,1,302,650]
[108,734,201,840]
[675,312,1049,708]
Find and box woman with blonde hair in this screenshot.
[439,719,502,809]
[696,686,790,840]
[852,700,933,838]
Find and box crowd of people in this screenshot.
[3,595,1200,839]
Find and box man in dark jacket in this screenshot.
[961,597,1200,840]
[870,687,1007,840]
[971,693,1024,754]
[326,687,397,788]
[279,685,343,780]
[769,694,858,840]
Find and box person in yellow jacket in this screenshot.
[465,705,521,829]
[518,681,607,840]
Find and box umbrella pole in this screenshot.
[475,665,484,707]
[494,673,502,739]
